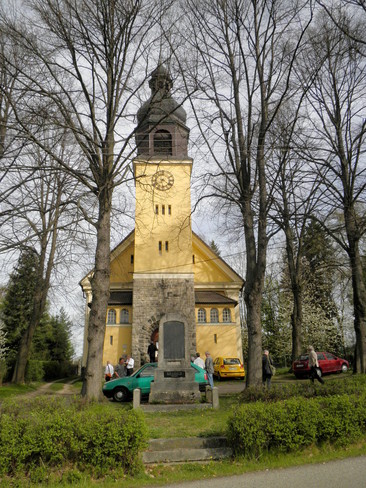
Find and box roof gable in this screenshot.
[192,233,244,285]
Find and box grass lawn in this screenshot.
[0,382,41,399]
[1,373,365,488]
[145,395,237,438]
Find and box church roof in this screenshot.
[105,290,237,306]
[108,291,133,305]
[195,291,238,306]
[136,64,187,126]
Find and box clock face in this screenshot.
[151,170,174,191]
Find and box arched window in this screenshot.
[222,308,231,323]
[107,309,116,324]
[210,308,219,323]
[197,308,207,323]
[154,129,172,155]
[120,309,129,324]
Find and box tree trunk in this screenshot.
[243,200,266,387]
[347,237,366,373]
[245,285,264,386]
[11,183,61,384]
[83,187,112,400]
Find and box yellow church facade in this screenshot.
[80,66,244,369]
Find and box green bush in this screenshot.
[227,391,366,459]
[43,360,77,380]
[0,396,148,479]
[24,360,44,383]
[239,375,366,404]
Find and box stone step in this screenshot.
[142,436,233,464]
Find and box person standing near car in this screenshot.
[205,351,214,388]
[262,350,273,389]
[308,345,325,384]
[126,355,134,376]
[114,357,126,378]
[104,361,114,382]
[194,352,205,370]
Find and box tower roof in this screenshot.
[137,65,187,126]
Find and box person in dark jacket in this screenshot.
[147,342,157,363]
[205,351,214,389]
[262,350,273,389]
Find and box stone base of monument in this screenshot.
[149,365,201,404]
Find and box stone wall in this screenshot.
[132,274,196,368]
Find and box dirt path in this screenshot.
[16,379,80,399]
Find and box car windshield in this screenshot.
[223,358,240,365]
[298,355,309,360]
[131,364,156,377]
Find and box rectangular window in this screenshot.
[168,205,172,215]
[214,334,217,344]
[165,241,169,251]
[110,336,113,345]
[192,255,195,264]
[155,205,159,214]
[159,241,162,252]
[162,205,165,215]
[130,254,134,264]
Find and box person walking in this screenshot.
[308,345,325,384]
[262,350,274,389]
[205,351,214,389]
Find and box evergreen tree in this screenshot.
[303,221,338,322]
[32,309,74,362]
[209,240,221,256]
[1,249,40,366]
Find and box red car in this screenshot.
[292,352,349,378]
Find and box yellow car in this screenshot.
[213,357,245,380]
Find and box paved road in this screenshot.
[161,456,366,488]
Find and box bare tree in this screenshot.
[267,101,324,362]
[317,0,366,46]
[301,14,366,372]
[0,135,82,383]
[178,0,313,385]
[1,0,168,398]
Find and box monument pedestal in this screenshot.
[149,313,201,404]
[149,361,201,404]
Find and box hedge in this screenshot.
[227,392,366,459]
[0,396,148,479]
[239,375,366,404]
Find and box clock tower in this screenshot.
[131,66,197,371]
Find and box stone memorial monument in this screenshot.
[149,312,201,404]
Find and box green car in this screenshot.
[102,362,208,402]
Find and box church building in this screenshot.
[80,66,244,369]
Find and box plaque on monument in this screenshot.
[149,313,201,404]
[164,371,186,378]
[164,321,185,359]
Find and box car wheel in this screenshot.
[217,373,222,381]
[341,363,348,373]
[113,386,129,402]
[294,373,302,379]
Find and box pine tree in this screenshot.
[1,249,40,366]
[33,309,74,362]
